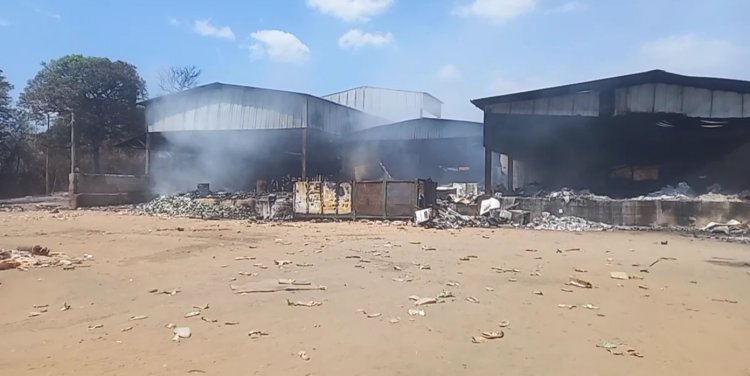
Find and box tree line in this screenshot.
[0,56,200,198]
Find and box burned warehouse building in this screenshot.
[128,83,384,193]
[122,83,482,194]
[472,70,750,198]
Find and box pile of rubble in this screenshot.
[139,195,257,220]
[419,197,527,230]
[268,196,293,220]
[641,182,696,200]
[548,188,611,203]
[526,212,612,232]
[0,246,92,271]
[700,220,749,236]
[138,192,294,220]
[420,201,498,229]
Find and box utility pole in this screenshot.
[69,111,76,174]
[45,113,50,195]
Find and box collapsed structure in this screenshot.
[459,70,750,229]
[472,70,750,197]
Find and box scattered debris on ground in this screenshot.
[568,277,593,288]
[0,247,92,271]
[610,272,629,280]
[596,340,644,357]
[650,257,677,267]
[287,299,322,307]
[528,212,611,232]
[472,330,505,343]
[172,327,191,342]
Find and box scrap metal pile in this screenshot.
[420,200,501,229]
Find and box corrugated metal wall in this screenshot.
[487,92,600,117]
[147,85,307,132]
[323,87,442,121]
[615,84,749,118]
[146,84,381,135]
[348,118,482,141]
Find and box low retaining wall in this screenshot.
[500,197,750,227]
[69,173,150,209]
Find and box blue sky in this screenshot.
[1,0,748,120]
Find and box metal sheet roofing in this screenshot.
[472,70,750,109]
[323,86,442,121]
[142,83,385,134]
[347,118,482,141]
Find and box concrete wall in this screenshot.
[501,197,750,227]
[69,173,150,208]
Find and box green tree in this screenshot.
[20,55,147,173]
[0,69,21,174]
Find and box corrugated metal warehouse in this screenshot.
[323,86,442,122]
[138,83,384,193]
[343,118,484,183]
[472,70,750,196]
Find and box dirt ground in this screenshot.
[1,210,749,375]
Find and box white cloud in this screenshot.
[193,19,235,40]
[640,34,744,75]
[307,0,393,22]
[29,5,61,21]
[437,64,461,80]
[454,0,536,23]
[338,29,393,49]
[547,1,588,14]
[250,29,311,64]
[0,18,10,27]
[167,16,180,26]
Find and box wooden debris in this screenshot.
[466,296,480,303]
[568,277,593,289]
[650,257,676,267]
[287,299,322,307]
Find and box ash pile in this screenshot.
[527,212,612,232]
[638,182,748,202]
[139,188,293,220]
[700,220,750,237]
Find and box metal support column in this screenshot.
[301,128,308,179]
[144,133,151,175]
[484,148,492,195]
[507,155,514,192]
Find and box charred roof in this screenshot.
[471,70,750,109]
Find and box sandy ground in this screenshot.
[1,210,749,376]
